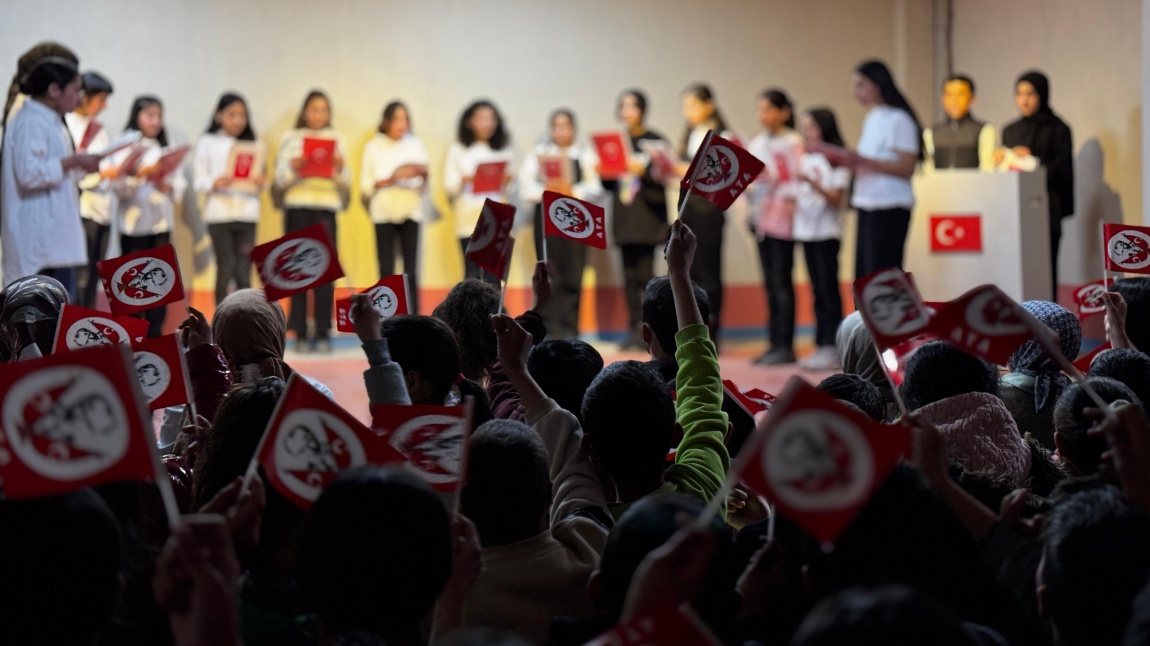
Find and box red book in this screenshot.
[0,343,157,499]
[592,131,629,179]
[1073,280,1108,319]
[130,334,189,411]
[465,199,517,280]
[52,304,149,354]
[538,154,571,185]
[737,376,911,544]
[96,243,185,316]
[370,403,470,492]
[147,145,191,185]
[472,161,507,194]
[77,119,102,152]
[928,285,1042,366]
[335,274,411,333]
[257,374,407,510]
[226,141,265,193]
[299,137,336,179]
[1103,223,1150,274]
[930,215,983,253]
[116,144,150,177]
[852,267,933,351]
[680,130,765,211]
[251,223,345,301]
[542,191,607,250]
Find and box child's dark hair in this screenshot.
[296,466,451,642]
[641,276,710,358]
[817,373,884,421]
[124,95,168,147]
[760,88,796,129]
[581,361,675,487]
[1113,278,1150,352]
[1053,377,1139,474]
[461,419,552,546]
[805,107,846,148]
[458,99,508,150]
[294,89,331,129]
[378,101,411,135]
[1088,348,1150,406]
[550,108,576,134]
[944,74,976,94]
[679,83,728,157]
[855,59,923,159]
[206,92,256,141]
[899,341,998,411]
[80,71,113,97]
[617,88,648,119]
[527,339,604,423]
[431,279,499,381]
[18,56,78,98]
[5,42,78,119]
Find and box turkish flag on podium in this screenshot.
[130,334,189,411]
[542,191,607,250]
[53,304,149,354]
[371,403,470,493]
[1104,223,1150,275]
[335,274,411,333]
[853,267,933,351]
[928,284,1049,367]
[465,199,516,280]
[96,243,185,316]
[251,223,345,301]
[736,377,911,544]
[0,343,157,499]
[680,130,765,211]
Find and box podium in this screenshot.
[906,170,1050,303]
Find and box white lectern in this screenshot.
[906,170,1050,303]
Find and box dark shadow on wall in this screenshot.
[1067,137,1122,287]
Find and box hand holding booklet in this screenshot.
[808,141,852,168]
[299,137,336,179]
[472,161,507,194]
[98,131,144,160]
[147,145,191,185]
[226,141,266,193]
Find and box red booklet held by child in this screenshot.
[147,145,191,185]
[116,144,150,177]
[472,161,506,194]
[226,141,265,193]
[538,154,572,185]
[78,120,103,152]
[591,131,629,179]
[299,137,336,179]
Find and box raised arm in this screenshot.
[352,295,412,406]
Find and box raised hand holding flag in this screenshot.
[542,191,607,250]
[130,334,190,411]
[1103,223,1150,275]
[371,403,470,493]
[336,274,410,333]
[53,304,150,354]
[96,243,185,316]
[1073,280,1108,319]
[465,198,516,280]
[679,130,765,212]
[251,223,345,301]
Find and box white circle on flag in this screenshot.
[110,257,177,307]
[693,145,739,193]
[273,408,366,503]
[547,198,594,240]
[264,238,331,291]
[764,410,873,511]
[933,219,965,247]
[964,289,1027,336]
[2,366,130,481]
[388,414,466,486]
[1108,229,1150,270]
[67,317,130,349]
[859,269,928,337]
[366,285,399,318]
[133,351,171,402]
[1075,283,1106,314]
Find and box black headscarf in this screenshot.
[0,276,69,356]
[1002,70,1074,218]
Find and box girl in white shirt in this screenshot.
[194,93,265,305]
[518,108,603,339]
[841,60,922,280]
[273,90,352,353]
[361,101,428,313]
[112,95,187,337]
[1,56,100,295]
[64,71,114,308]
[443,100,514,281]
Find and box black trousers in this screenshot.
[1050,215,1063,301]
[76,218,110,309]
[678,193,725,335]
[854,207,911,280]
[120,232,170,338]
[757,236,795,351]
[803,239,844,347]
[534,206,586,339]
[208,222,256,306]
[375,220,420,314]
[620,243,656,333]
[284,208,336,340]
[458,238,501,286]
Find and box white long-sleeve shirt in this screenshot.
[273,128,351,212]
[65,111,114,226]
[1,99,86,283]
[192,132,263,224]
[109,137,187,237]
[517,140,603,206]
[360,132,429,224]
[443,141,515,238]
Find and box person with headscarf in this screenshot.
[835,311,895,419]
[0,274,68,358]
[1001,71,1074,300]
[998,300,1081,449]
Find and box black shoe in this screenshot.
[293,338,310,354]
[753,348,796,366]
[312,338,332,354]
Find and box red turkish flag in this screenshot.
[542,191,607,250]
[737,377,911,544]
[928,285,1047,366]
[335,274,411,333]
[584,601,721,646]
[298,137,336,179]
[1104,224,1150,275]
[96,243,185,316]
[53,304,149,354]
[0,343,157,499]
[465,199,517,280]
[591,131,629,179]
[257,375,407,510]
[1074,341,1111,373]
[723,380,775,417]
[130,334,189,411]
[371,403,470,493]
[680,130,765,211]
[251,223,345,301]
[1073,280,1108,319]
[853,267,933,351]
[929,215,983,252]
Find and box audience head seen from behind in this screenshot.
[1089,348,1150,406]
[0,275,68,357]
[1053,376,1140,476]
[1112,278,1150,352]
[817,373,885,422]
[641,275,710,363]
[461,418,552,546]
[527,338,603,424]
[432,278,500,381]
[900,340,999,412]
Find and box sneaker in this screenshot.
[753,348,796,366]
[293,338,310,354]
[800,346,841,371]
[313,338,332,354]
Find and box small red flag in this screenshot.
[1103,223,1150,275]
[251,223,346,301]
[335,274,411,333]
[853,267,933,351]
[722,379,775,417]
[680,130,765,211]
[96,243,185,316]
[465,199,516,280]
[1074,341,1111,372]
[53,304,149,354]
[929,215,983,253]
[542,191,607,250]
[257,375,406,510]
[591,131,629,180]
[1073,280,1108,319]
[738,377,911,544]
[0,343,157,498]
[584,601,721,646]
[298,137,336,179]
[928,285,1038,366]
[371,403,470,492]
[130,334,189,411]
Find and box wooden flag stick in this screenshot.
[498,279,508,315]
[541,236,549,265]
[1101,221,1111,288]
[676,129,715,221]
[871,337,910,418]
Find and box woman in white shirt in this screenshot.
[443,100,514,282]
[64,71,114,308]
[842,60,922,279]
[518,108,603,339]
[361,101,428,313]
[193,93,265,305]
[273,90,352,353]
